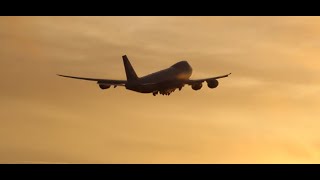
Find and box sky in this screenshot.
[0,16,320,163]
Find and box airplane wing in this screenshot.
[185,73,231,85]
[57,74,127,86]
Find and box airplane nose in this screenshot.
[183,61,192,74]
[171,61,192,72]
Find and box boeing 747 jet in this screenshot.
[57,55,231,96]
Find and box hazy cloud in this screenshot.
[1,16,320,163]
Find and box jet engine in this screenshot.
[98,84,111,90]
[206,79,219,89]
[192,83,203,90]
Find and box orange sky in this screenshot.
[0,16,320,163]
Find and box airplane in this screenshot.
[57,55,231,96]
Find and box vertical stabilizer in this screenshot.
[122,55,138,82]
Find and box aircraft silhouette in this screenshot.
[57,55,231,96]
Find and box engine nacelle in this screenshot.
[98,84,111,90]
[192,83,202,90]
[207,79,219,89]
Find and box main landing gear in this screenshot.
[153,88,177,96]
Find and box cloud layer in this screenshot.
[0,16,320,163]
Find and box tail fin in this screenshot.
[122,55,138,82]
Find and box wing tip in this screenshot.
[57,74,71,78]
[56,74,65,77]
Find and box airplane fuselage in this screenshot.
[125,61,192,94]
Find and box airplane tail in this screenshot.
[122,55,139,82]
